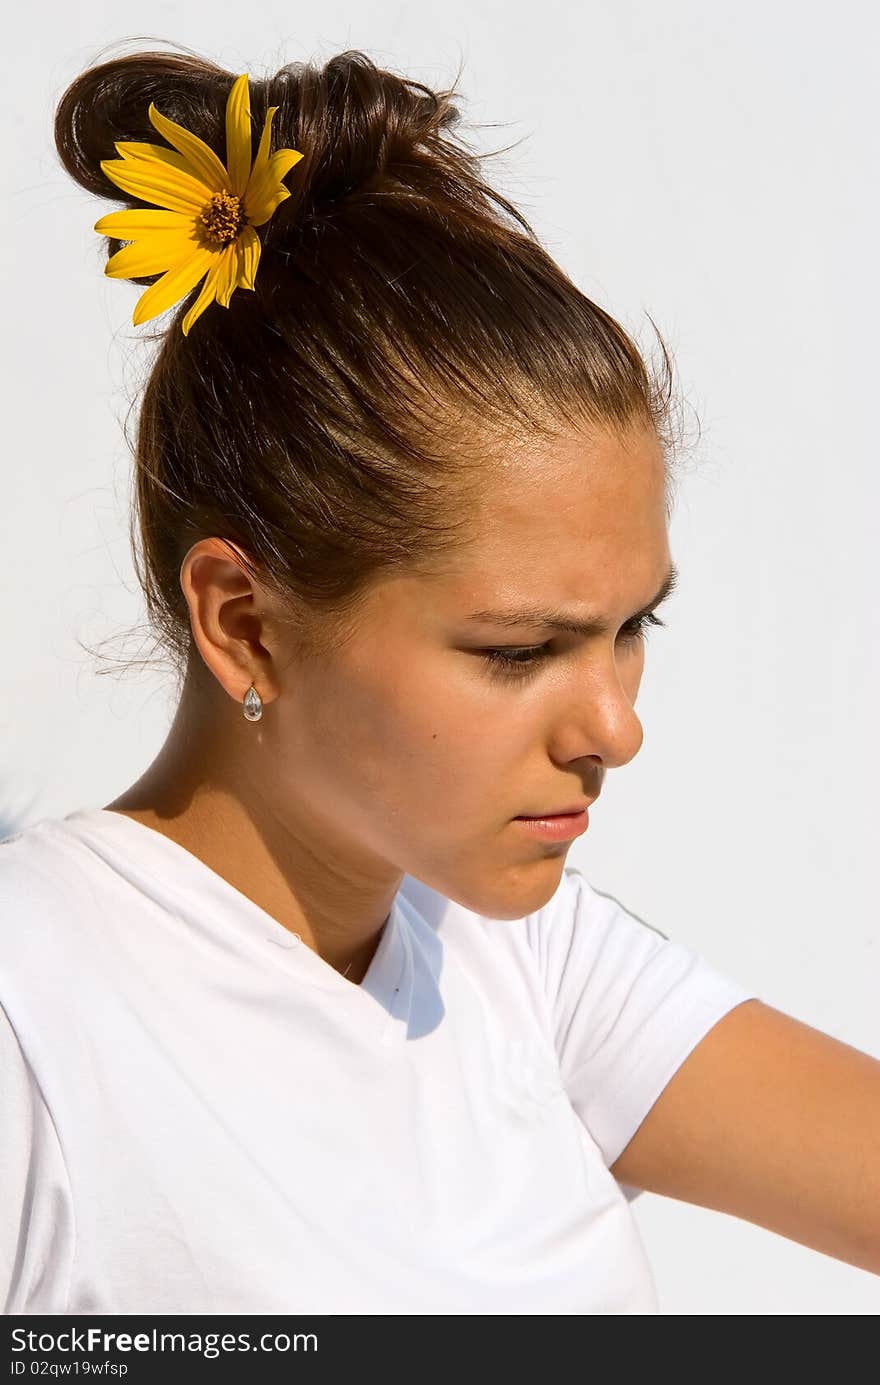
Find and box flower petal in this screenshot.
[243,113,306,225]
[146,102,231,194]
[212,246,241,308]
[225,74,252,199]
[235,225,261,290]
[266,148,306,182]
[181,257,227,336]
[105,234,198,279]
[247,185,290,228]
[114,141,203,181]
[131,248,217,327]
[95,209,193,237]
[100,156,212,215]
[261,107,281,158]
[248,105,278,181]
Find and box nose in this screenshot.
[552,661,645,770]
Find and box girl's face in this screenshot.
[263,421,674,920]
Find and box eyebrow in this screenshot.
[463,561,679,637]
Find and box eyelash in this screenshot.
[481,611,667,679]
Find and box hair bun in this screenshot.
[54,45,480,330]
[56,46,470,236]
[55,50,236,202]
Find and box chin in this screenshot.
[446,856,568,921]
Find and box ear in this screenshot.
[178,538,283,707]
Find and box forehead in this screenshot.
[430,424,670,595]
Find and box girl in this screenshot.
[2,44,877,1315]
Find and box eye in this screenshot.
[481,644,551,677]
[480,612,667,681]
[618,610,666,647]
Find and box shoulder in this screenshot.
[0,815,83,891]
[0,817,78,912]
[0,817,99,992]
[1,810,92,876]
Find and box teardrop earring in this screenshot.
[242,685,263,722]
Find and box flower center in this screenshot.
[199,191,246,245]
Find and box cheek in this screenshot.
[292,653,486,806]
[350,654,527,818]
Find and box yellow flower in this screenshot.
[93,73,304,335]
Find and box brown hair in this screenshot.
[54,42,688,695]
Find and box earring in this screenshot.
[242,685,263,722]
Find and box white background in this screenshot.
[3,2,878,1313]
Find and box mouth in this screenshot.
[513,807,591,840]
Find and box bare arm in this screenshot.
[609,998,880,1275]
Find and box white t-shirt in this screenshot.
[0,807,758,1315]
